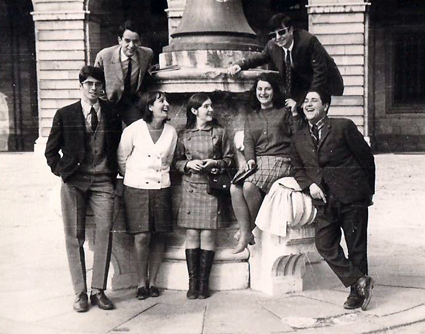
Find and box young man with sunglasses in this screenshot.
[45,66,122,312]
[227,13,344,111]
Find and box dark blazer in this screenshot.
[290,118,375,205]
[238,29,344,104]
[45,100,122,182]
[94,45,154,104]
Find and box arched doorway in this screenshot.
[0,0,38,151]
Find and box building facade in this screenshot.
[1,0,425,152]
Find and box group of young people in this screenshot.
[45,13,376,315]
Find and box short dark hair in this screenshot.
[307,88,332,106]
[250,72,285,111]
[118,20,141,38]
[138,91,167,123]
[185,93,220,129]
[267,13,293,31]
[78,65,105,84]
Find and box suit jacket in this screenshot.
[290,118,375,205]
[45,100,122,182]
[94,45,154,103]
[238,29,344,104]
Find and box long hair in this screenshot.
[185,93,219,129]
[138,91,167,124]
[250,72,285,111]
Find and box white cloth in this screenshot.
[117,119,177,189]
[255,177,317,237]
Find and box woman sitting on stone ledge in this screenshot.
[230,72,303,254]
[174,93,234,300]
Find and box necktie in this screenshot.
[311,124,319,146]
[90,107,98,132]
[285,50,292,98]
[124,58,132,93]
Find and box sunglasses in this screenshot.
[268,28,290,39]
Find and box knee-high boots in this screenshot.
[198,249,215,299]
[185,249,200,299]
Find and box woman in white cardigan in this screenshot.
[117,91,177,300]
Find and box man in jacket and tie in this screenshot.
[95,20,153,126]
[290,89,375,311]
[227,13,343,112]
[45,66,122,312]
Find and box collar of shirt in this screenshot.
[282,40,294,56]
[190,124,213,132]
[120,49,138,63]
[81,100,101,120]
[309,116,327,132]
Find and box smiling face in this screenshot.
[256,80,274,109]
[303,91,329,124]
[269,24,293,48]
[149,94,170,122]
[192,98,213,124]
[80,76,103,104]
[118,29,141,58]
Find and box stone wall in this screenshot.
[307,0,370,137]
[32,0,87,153]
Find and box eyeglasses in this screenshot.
[268,28,290,39]
[82,81,103,89]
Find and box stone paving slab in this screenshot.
[203,292,292,333]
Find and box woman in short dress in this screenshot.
[117,91,177,300]
[230,72,303,254]
[174,93,234,300]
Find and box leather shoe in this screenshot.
[136,286,150,300]
[356,276,374,311]
[90,290,114,310]
[343,293,364,310]
[73,292,89,312]
[149,286,160,298]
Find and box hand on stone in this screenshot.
[227,64,242,76]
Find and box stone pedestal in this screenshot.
[249,226,324,296]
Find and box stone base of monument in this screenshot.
[249,226,328,296]
[106,180,249,291]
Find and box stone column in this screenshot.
[32,0,87,155]
[306,0,371,139]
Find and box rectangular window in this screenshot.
[393,31,425,105]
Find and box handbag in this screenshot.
[207,169,233,194]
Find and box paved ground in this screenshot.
[1,152,425,334]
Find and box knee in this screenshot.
[134,233,151,246]
[230,184,242,197]
[186,230,200,244]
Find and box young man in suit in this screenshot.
[45,66,122,312]
[290,90,375,311]
[227,13,344,112]
[95,20,154,126]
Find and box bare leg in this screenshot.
[148,234,165,287]
[231,182,263,254]
[243,182,263,227]
[200,230,217,251]
[186,229,201,249]
[134,233,151,288]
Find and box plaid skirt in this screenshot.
[123,185,173,234]
[245,155,292,194]
[177,180,227,230]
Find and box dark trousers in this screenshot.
[60,176,114,294]
[314,195,369,287]
[116,93,141,126]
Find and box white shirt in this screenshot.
[81,100,100,125]
[282,40,294,67]
[117,119,178,189]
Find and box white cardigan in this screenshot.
[117,119,177,189]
